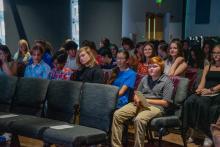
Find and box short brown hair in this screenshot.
[31,45,44,55]
[76,46,98,68]
[148,56,165,72]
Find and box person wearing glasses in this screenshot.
[184,44,220,147]
[107,50,136,108]
[111,56,174,147]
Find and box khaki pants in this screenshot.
[111,102,162,147]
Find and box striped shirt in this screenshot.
[137,74,174,110]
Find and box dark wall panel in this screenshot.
[4,0,71,53]
[79,0,122,47]
[195,0,211,24]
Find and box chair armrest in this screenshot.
[150,116,181,129]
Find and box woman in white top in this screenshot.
[13,39,31,63]
[164,40,187,76]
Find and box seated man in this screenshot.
[111,56,174,147]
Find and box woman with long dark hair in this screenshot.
[184,44,220,146]
[164,40,187,76]
[0,45,17,76]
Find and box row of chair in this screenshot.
[0,75,119,146]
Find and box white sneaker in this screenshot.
[203,137,213,147]
[187,137,194,143]
[2,133,11,141]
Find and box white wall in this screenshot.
[185,0,220,37]
[122,0,183,42]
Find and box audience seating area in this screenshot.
[0,75,119,146]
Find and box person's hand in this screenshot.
[195,88,202,95]
[133,94,141,107]
[201,88,212,95]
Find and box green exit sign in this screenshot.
[156,0,162,4]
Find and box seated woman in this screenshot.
[137,42,156,75]
[109,44,118,60]
[0,45,17,76]
[13,39,31,63]
[76,46,104,83]
[13,39,31,76]
[157,42,169,60]
[184,44,220,147]
[111,56,174,147]
[24,45,51,79]
[134,42,144,66]
[202,41,213,66]
[164,40,187,76]
[134,42,156,90]
[188,45,205,69]
[108,50,136,108]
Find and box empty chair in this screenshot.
[79,83,119,131]
[42,83,119,146]
[0,77,50,139]
[45,80,83,123]
[11,77,50,116]
[10,80,83,139]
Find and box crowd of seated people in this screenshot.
[0,37,220,147]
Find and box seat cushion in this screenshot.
[0,75,18,112]
[43,124,107,146]
[151,116,181,129]
[46,80,83,123]
[0,112,38,132]
[10,117,68,139]
[11,77,50,116]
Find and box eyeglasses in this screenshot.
[148,64,159,69]
[212,52,220,55]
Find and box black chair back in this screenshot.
[0,75,18,112]
[45,80,83,123]
[11,77,50,116]
[79,82,119,132]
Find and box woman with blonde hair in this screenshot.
[76,46,104,83]
[14,39,31,63]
